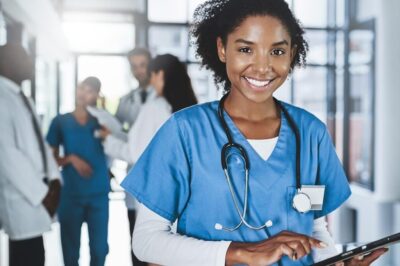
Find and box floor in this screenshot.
[1,192,133,266]
[0,160,134,266]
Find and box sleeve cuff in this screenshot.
[29,182,49,207]
[216,241,231,266]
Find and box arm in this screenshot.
[133,204,230,266]
[104,103,170,164]
[312,217,340,262]
[49,147,92,177]
[0,99,48,206]
[133,204,327,266]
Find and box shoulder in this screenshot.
[173,101,217,122]
[138,97,172,120]
[50,113,73,126]
[279,100,328,139]
[119,89,137,102]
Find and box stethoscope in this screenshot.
[215,93,312,232]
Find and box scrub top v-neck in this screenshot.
[47,113,110,197]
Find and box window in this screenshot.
[62,13,136,114]
[148,0,188,23]
[63,21,135,54]
[78,55,133,114]
[293,0,328,28]
[294,67,328,122]
[35,58,58,131]
[149,25,188,61]
[59,59,76,113]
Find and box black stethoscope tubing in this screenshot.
[218,93,302,190]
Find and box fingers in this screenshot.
[360,248,388,265]
[287,240,307,260]
[277,231,326,251]
[278,243,297,260]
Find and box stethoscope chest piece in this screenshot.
[292,191,312,213]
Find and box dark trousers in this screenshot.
[128,209,147,266]
[9,236,44,266]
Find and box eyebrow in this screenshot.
[234,39,289,46]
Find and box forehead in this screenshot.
[78,84,99,93]
[129,54,150,65]
[228,15,291,44]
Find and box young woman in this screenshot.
[47,77,110,266]
[121,1,387,265]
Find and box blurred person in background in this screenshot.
[99,53,197,166]
[0,43,61,266]
[113,47,155,266]
[46,77,110,266]
[116,47,154,130]
[98,54,197,265]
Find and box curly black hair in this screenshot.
[190,0,308,91]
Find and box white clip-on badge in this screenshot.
[293,185,325,213]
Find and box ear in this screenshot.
[216,37,226,63]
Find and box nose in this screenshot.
[253,54,272,74]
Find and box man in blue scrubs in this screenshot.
[47,77,110,266]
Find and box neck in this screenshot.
[139,83,149,90]
[224,89,279,122]
[1,72,21,85]
[74,105,88,115]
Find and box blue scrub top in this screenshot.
[121,100,351,265]
[47,113,110,197]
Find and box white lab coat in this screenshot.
[0,76,61,240]
[104,96,172,165]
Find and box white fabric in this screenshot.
[248,137,279,160]
[114,87,156,209]
[133,204,339,265]
[133,204,231,266]
[104,96,171,164]
[115,86,156,129]
[0,76,61,240]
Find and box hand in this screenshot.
[68,154,93,178]
[96,126,111,140]
[42,179,61,217]
[335,248,388,266]
[226,230,327,266]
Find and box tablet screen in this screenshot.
[312,232,400,266]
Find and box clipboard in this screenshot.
[313,232,400,266]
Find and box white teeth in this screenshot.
[244,77,272,87]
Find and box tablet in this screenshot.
[312,232,400,266]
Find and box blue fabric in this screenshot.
[121,100,351,265]
[58,194,109,266]
[46,113,110,197]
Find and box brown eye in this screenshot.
[239,47,252,53]
[271,49,285,56]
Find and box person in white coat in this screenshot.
[114,47,155,266]
[0,44,61,266]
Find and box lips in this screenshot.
[243,76,275,91]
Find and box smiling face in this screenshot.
[217,15,295,104]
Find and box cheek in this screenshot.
[225,55,249,78]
